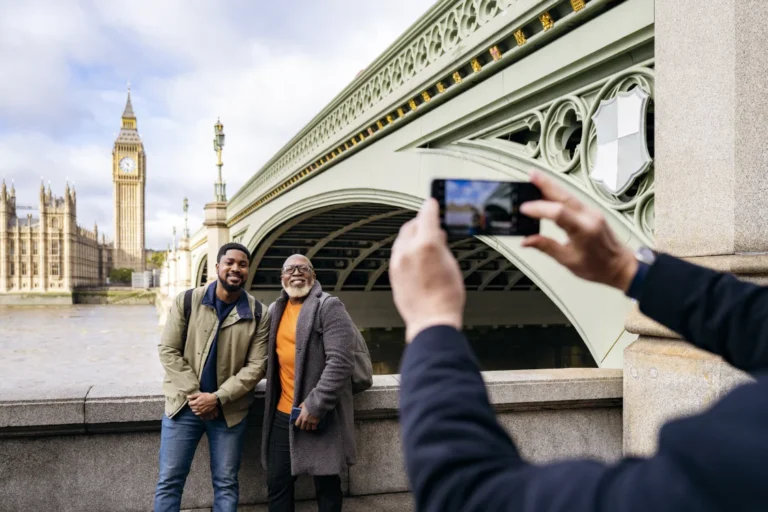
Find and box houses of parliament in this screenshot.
[0,89,146,298]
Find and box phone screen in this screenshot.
[431,179,541,237]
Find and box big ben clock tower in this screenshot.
[112,86,146,272]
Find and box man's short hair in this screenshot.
[217,242,251,263]
[284,253,313,268]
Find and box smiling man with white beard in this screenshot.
[155,242,270,512]
[261,254,366,512]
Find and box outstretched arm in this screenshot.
[400,326,768,512]
[639,254,768,372]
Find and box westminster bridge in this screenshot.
[185,0,655,369]
[4,0,768,510]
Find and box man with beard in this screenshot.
[262,254,358,512]
[154,242,269,512]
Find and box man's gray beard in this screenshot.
[283,281,312,299]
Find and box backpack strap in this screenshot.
[181,288,194,354]
[254,299,263,324]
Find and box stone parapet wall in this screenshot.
[72,288,158,305]
[0,292,73,305]
[0,369,622,512]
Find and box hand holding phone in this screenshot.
[431,179,541,237]
[289,405,326,431]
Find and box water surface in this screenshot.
[0,305,163,391]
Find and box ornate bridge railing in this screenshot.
[226,0,619,226]
[451,61,656,244]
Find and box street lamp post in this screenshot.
[213,118,227,202]
[182,197,189,238]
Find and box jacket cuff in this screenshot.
[302,393,324,418]
[638,253,714,327]
[214,389,230,405]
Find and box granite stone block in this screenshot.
[349,418,409,496]
[655,0,768,255]
[498,408,623,464]
[352,374,400,417]
[0,385,90,429]
[85,382,164,425]
[483,368,623,406]
[623,338,751,456]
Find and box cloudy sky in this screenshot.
[0,0,435,249]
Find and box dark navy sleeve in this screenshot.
[399,326,768,512]
[639,254,768,372]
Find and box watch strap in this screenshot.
[626,260,650,301]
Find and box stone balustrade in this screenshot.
[0,368,621,511]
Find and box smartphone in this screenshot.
[431,179,541,237]
[289,406,326,431]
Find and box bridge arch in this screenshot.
[243,170,635,368]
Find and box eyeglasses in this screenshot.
[282,264,313,275]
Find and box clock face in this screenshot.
[119,157,136,173]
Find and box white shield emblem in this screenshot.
[590,88,652,196]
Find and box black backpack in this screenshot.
[180,288,263,353]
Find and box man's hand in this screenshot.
[187,392,218,417]
[520,171,638,292]
[200,409,219,421]
[389,199,465,343]
[295,403,320,431]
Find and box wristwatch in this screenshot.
[635,246,656,265]
[626,246,656,301]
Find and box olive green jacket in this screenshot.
[158,283,270,427]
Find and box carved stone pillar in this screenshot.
[177,237,191,291]
[624,0,768,456]
[204,201,229,285]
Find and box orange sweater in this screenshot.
[276,301,302,414]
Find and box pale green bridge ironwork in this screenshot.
[178,0,655,368]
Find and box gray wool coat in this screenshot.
[261,281,358,476]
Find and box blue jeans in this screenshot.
[154,406,249,512]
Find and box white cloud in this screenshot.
[0,0,436,249]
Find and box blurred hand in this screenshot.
[520,171,638,291]
[295,403,319,431]
[187,392,218,416]
[200,409,219,421]
[390,199,465,343]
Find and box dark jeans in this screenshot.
[154,406,248,512]
[267,410,343,512]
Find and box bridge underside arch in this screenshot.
[250,203,537,294]
[247,198,606,373]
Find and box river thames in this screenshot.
[0,305,164,391]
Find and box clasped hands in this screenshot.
[188,392,218,420]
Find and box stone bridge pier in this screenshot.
[623,0,768,455]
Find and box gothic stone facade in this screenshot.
[0,181,111,294]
